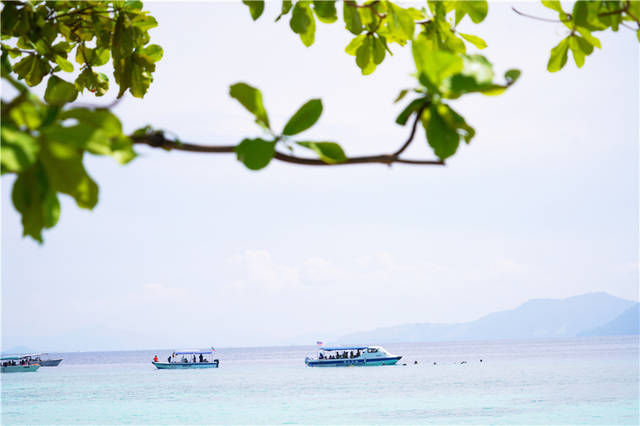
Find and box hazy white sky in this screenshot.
[2,1,638,351]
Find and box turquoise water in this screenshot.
[1,337,638,424]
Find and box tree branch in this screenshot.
[393,102,429,157]
[131,132,445,167]
[512,7,571,23]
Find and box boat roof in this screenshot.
[0,354,33,360]
[319,346,370,351]
[173,349,213,355]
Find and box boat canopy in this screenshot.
[0,354,31,360]
[173,349,214,355]
[319,346,369,351]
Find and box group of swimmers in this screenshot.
[318,350,361,360]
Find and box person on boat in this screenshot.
[167,356,171,363]
[153,355,158,362]
[199,354,204,363]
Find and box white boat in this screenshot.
[1,354,40,373]
[29,353,63,366]
[305,345,402,367]
[152,349,219,369]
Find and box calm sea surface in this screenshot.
[1,336,638,424]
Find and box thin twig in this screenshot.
[512,7,571,23]
[69,96,124,110]
[393,102,429,157]
[131,133,444,167]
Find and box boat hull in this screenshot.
[305,356,402,367]
[1,364,40,373]
[39,359,63,367]
[153,360,219,369]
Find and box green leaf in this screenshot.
[39,140,99,209]
[355,36,376,75]
[243,0,265,20]
[547,37,570,72]
[313,1,337,23]
[372,36,386,65]
[297,141,346,164]
[276,0,293,21]
[396,98,427,125]
[439,103,475,143]
[343,2,363,35]
[572,0,607,31]
[76,46,110,66]
[44,108,135,164]
[569,35,594,68]
[283,99,323,136]
[235,138,276,170]
[124,1,144,11]
[129,53,156,98]
[464,0,488,23]
[345,34,366,55]
[423,104,459,160]
[458,33,487,49]
[138,44,163,62]
[9,99,44,130]
[54,55,73,72]
[1,126,40,174]
[44,76,78,106]
[504,69,521,85]
[569,35,586,68]
[13,54,51,86]
[576,27,601,49]
[290,1,316,47]
[378,3,415,45]
[229,82,271,129]
[462,54,494,83]
[75,68,109,96]
[11,164,60,243]
[541,1,563,13]
[394,89,409,103]
[130,14,158,31]
[412,41,463,87]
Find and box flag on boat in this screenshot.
[316,341,323,346]
[211,347,216,352]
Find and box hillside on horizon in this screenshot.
[339,292,639,344]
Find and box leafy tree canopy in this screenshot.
[1,0,637,242]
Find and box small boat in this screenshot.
[31,353,63,367]
[152,349,219,369]
[305,345,402,367]
[1,354,40,373]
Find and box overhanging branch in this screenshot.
[131,110,445,167]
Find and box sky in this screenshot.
[1,1,638,352]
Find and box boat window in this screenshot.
[367,348,378,353]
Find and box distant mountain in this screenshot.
[340,292,637,344]
[580,303,640,337]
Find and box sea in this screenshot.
[1,336,638,425]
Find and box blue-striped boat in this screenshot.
[152,349,219,369]
[305,346,402,367]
